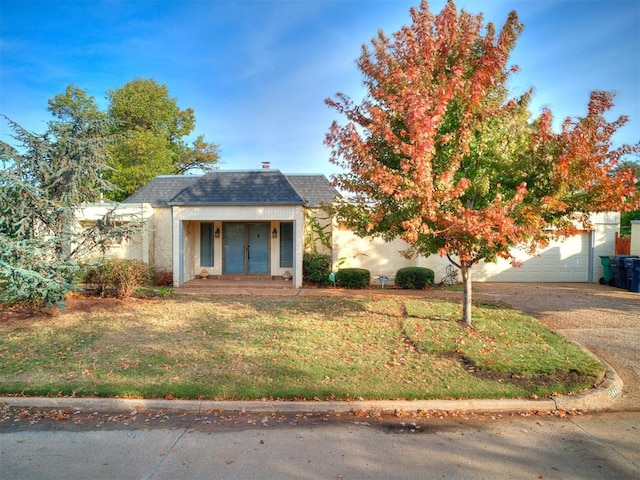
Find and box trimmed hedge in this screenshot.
[336,268,370,289]
[303,252,332,286]
[395,267,434,289]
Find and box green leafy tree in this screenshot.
[325,1,639,325]
[616,159,640,235]
[107,78,220,200]
[48,84,109,132]
[0,91,140,309]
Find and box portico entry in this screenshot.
[222,223,270,275]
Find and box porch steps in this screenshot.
[175,276,296,295]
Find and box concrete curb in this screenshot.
[0,361,623,415]
[552,359,623,411]
[0,395,557,415]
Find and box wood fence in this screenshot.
[615,232,631,255]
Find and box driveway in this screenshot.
[473,283,640,411]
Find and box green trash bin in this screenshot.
[609,255,620,287]
[599,255,613,285]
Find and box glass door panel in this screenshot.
[222,223,270,275]
[223,223,245,274]
[247,223,269,274]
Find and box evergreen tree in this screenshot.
[0,90,140,309]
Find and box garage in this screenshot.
[472,233,591,282]
[334,214,619,284]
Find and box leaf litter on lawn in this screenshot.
[0,295,603,400]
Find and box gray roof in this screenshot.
[170,170,304,205]
[122,176,199,206]
[122,170,340,207]
[286,175,340,207]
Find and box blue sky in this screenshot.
[1,0,638,178]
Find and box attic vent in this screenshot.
[262,162,270,170]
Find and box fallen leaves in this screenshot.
[0,402,588,437]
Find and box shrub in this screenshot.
[395,267,434,289]
[111,260,152,299]
[335,268,370,289]
[154,270,174,287]
[82,262,112,297]
[84,259,153,299]
[303,252,332,286]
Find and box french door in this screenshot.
[222,223,269,275]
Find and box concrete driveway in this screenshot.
[474,283,640,411]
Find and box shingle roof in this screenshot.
[169,170,305,205]
[286,175,341,207]
[122,171,340,207]
[122,176,199,206]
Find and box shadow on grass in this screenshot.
[0,293,603,401]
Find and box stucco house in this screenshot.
[79,168,630,287]
[335,212,621,285]
[80,168,338,288]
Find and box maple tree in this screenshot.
[325,0,639,326]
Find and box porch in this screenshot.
[172,206,305,289]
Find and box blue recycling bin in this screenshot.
[624,257,635,291]
[615,255,637,289]
[628,258,640,294]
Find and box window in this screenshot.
[279,222,293,268]
[200,223,214,266]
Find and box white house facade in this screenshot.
[82,169,626,287]
[114,170,338,288]
[334,212,620,284]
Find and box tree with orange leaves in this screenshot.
[325,1,639,326]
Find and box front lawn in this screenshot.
[0,294,604,400]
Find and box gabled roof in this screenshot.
[122,170,340,207]
[286,174,340,207]
[170,170,305,205]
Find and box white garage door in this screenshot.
[473,233,591,282]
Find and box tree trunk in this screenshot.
[461,263,473,326]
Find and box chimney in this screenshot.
[262,161,270,170]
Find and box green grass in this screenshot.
[0,295,604,400]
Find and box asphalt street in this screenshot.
[1,409,639,479]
